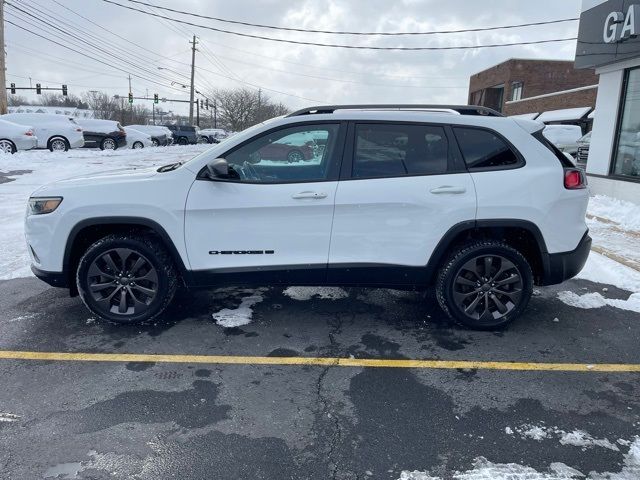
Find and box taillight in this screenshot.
[76,128,82,132]
[564,168,587,189]
[25,130,33,136]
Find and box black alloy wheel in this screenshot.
[77,234,177,323]
[436,241,532,329]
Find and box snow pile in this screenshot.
[577,252,640,293]
[557,291,640,313]
[508,424,619,451]
[283,286,348,301]
[0,412,20,422]
[212,294,264,328]
[588,195,640,232]
[397,437,640,479]
[560,430,620,451]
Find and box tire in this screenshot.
[132,141,144,149]
[287,149,304,162]
[0,139,16,154]
[48,137,68,152]
[151,138,159,147]
[100,137,117,150]
[177,137,188,146]
[76,234,178,324]
[435,240,533,330]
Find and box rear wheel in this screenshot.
[132,141,144,149]
[76,234,178,324]
[151,138,159,147]
[436,240,532,330]
[101,138,117,150]
[0,139,16,154]
[177,137,188,146]
[287,149,304,162]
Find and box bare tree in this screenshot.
[7,94,28,106]
[209,87,290,131]
[81,91,150,124]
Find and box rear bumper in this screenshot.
[31,265,68,288]
[540,232,591,286]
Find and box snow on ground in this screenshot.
[398,437,640,480]
[557,251,640,313]
[212,293,265,328]
[588,194,640,232]
[0,145,209,280]
[508,424,619,451]
[283,286,349,301]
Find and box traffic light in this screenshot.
[205,98,209,109]
[154,93,159,104]
[36,83,41,94]
[10,83,15,94]
[128,92,133,104]
[62,85,68,96]
[200,99,204,109]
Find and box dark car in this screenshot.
[77,119,127,150]
[256,131,321,162]
[126,124,172,146]
[165,124,200,145]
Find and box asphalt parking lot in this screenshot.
[0,276,639,479]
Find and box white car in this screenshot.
[542,125,584,156]
[124,127,153,149]
[1,113,84,151]
[25,104,590,329]
[0,119,37,153]
[126,125,172,146]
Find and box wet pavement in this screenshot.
[0,276,639,479]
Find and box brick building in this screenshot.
[468,59,599,115]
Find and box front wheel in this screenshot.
[177,137,188,146]
[0,139,16,154]
[76,234,178,324]
[436,240,533,330]
[48,137,68,152]
[132,141,144,149]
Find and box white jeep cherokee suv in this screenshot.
[25,105,590,329]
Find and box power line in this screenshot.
[101,0,578,51]
[119,0,579,36]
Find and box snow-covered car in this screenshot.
[126,125,172,146]
[199,128,229,144]
[576,132,591,168]
[1,113,84,152]
[76,119,127,150]
[123,127,153,149]
[542,125,583,156]
[25,104,590,329]
[0,118,37,154]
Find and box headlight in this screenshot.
[28,197,63,215]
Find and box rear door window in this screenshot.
[453,127,522,170]
[353,123,451,179]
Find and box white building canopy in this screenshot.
[536,107,593,123]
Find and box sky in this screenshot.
[4,0,584,117]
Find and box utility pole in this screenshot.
[214,99,217,129]
[196,97,200,127]
[189,35,197,125]
[0,1,8,114]
[128,74,133,124]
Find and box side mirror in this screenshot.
[206,158,230,179]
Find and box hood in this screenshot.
[32,166,159,194]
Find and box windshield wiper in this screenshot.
[157,162,181,172]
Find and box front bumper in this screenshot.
[31,265,68,288]
[540,232,592,286]
[69,136,85,149]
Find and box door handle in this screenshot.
[291,191,328,199]
[429,186,467,195]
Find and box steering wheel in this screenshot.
[242,160,260,181]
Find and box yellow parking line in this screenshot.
[0,350,639,372]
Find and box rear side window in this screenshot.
[353,123,450,179]
[532,130,574,168]
[453,127,521,170]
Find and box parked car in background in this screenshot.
[126,125,172,146]
[199,128,229,144]
[77,119,127,150]
[254,130,322,163]
[542,125,583,157]
[123,127,152,149]
[576,131,591,169]
[165,124,200,145]
[0,119,37,154]
[1,113,84,151]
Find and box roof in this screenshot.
[7,105,94,118]
[536,107,593,123]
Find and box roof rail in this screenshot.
[286,104,504,118]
